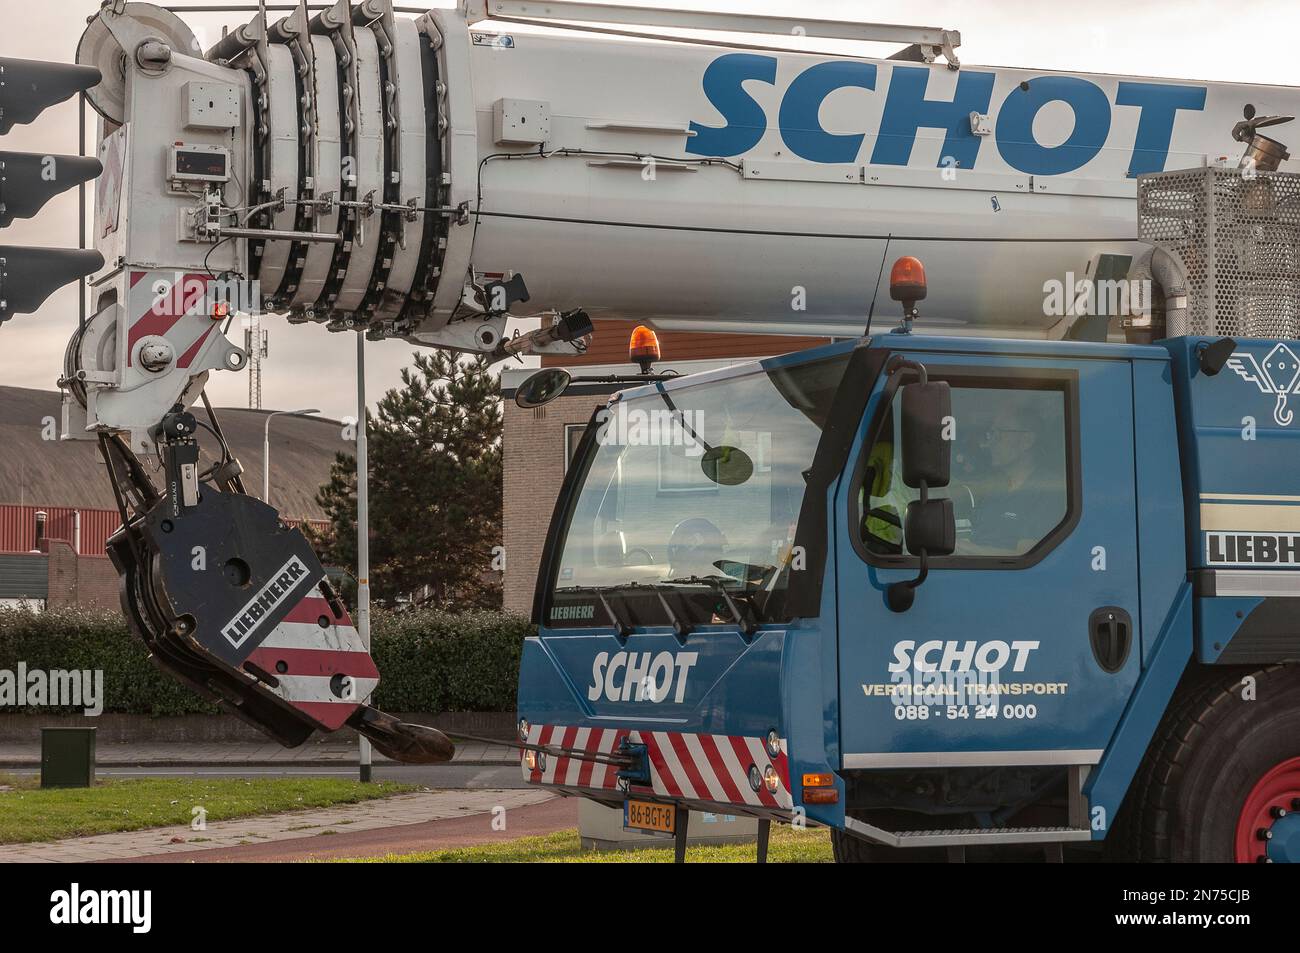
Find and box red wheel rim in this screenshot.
[1235,756,1300,863]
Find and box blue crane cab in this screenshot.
[514,276,1300,863]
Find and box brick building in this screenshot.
[0,386,338,610]
[500,320,830,614]
[0,540,119,610]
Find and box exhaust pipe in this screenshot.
[1128,246,1190,340]
[1232,113,1294,173]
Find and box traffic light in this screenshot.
[0,58,104,324]
[0,57,101,136]
[0,152,103,227]
[0,247,104,321]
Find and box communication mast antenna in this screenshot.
[243,316,269,409]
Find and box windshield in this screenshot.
[547,351,850,628]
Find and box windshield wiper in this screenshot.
[554,585,632,637]
[652,586,693,640]
[564,582,694,640]
[555,579,761,639]
[596,590,632,638]
[660,575,760,637]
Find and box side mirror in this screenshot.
[886,499,957,613]
[885,368,953,613]
[900,380,952,488]
[515,368,572,408]
[904,498,955,557]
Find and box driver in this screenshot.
[667,517,728,579]
[859,438,912,554]
[968,398,1064,554]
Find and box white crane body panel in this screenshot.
[57,0,1298,443]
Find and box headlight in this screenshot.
[518,718,530,743]
[765,729,781,758]
[764,765,780,792]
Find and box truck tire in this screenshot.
[1111,663,1300,862]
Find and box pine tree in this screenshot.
[311,351,503,608]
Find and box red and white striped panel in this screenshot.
[244,586,377,731]
[126,271,221,370]
[522,724,792,811]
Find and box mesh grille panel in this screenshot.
[1137,168,1300,338]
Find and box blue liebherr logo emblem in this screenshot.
[1227,344,1300,427]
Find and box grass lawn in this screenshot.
[0,774,415,845]
[341,823,834,863]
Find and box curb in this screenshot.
[0,758,520,769]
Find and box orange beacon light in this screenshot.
[629,325,661,373]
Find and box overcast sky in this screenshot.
[1,0,1295,419]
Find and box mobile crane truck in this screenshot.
[2,0,1298,860]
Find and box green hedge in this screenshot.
[0,605,531,717]
[369,608,528,713]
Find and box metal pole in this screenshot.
[262,409,319,504]
[263,417,271,503]
[163,4,436,13]
[78,92,86,334]
[673,806,689,863]
[356,331,372,783]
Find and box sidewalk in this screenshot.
[0,788,555,863]
[0,739,517,768]
[127,795,579,862]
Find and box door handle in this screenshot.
[1088,606,1133,673]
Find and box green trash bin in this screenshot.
[41,727,96,788]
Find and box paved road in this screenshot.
[0,740,516,769]
[4,763,526,788]
[122,794,579,862]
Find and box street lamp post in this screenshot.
[355,331,372,783]
[262,408,320,504]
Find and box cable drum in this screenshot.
[77,3,203,124]
[374,17,429,321]
[255,42,301,307]
[291,33,343,312]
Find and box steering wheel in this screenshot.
[952,483,976,511]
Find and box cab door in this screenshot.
[834,346,1141,769]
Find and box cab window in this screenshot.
[547,351,850,627]
[861,380,1071,560]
